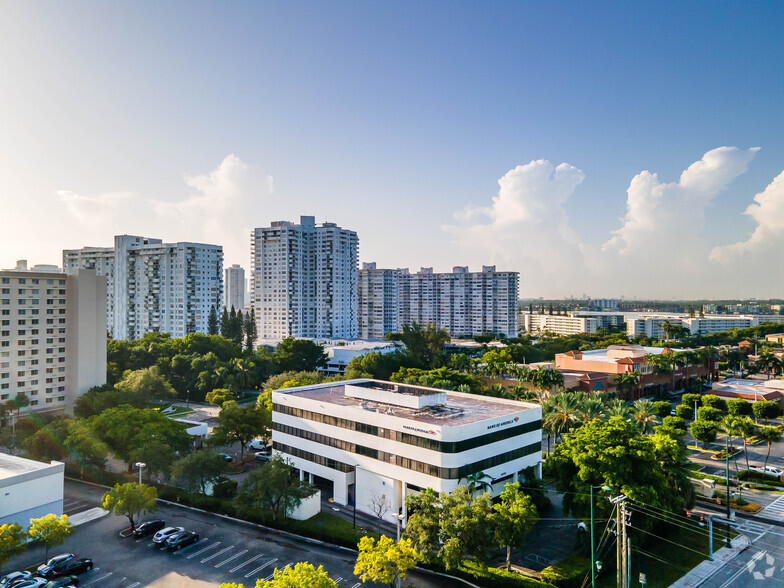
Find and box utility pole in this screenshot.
[620,500,630,588]
[611,495,628,588]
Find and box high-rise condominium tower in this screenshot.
[224,264,246,311]
[0,260,106,414]
[252,216,358,340]
[63,235,223,340]
[358,262,401,339]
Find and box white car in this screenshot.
[12,579,48,588]
[0,572,31,588]
[750,465,784,477]
[152,526,185,544]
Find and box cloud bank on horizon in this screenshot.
[43,146,784,299]
[446,146,784,298]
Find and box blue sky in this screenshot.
[1,1,782,298]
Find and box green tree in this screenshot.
[398,321,450,368]
[701,395,727,412]
[172,450,229,495]
[753,400,779,420]
[220,307,230,337]
[736,417,758,471]
[242,562,337,588]
[756,351,782,379]
[353,536,421,587]
[207,305,219,335]
[114,365,177,407]
[675,404,694,420]
[9,392,30,450]
[632,400,661,434]
[492,482,539,571]
[0,523,27,569]
[65,420,110,471]
[697,406,722,422]
[459,471,492,497]
[726,398,752,416]
[690,420,718,449]
[546,417,685,528]
[661,416,687,431]
[101,482,158,531]
[129,438,177,482]
[274,338,328,372]
[27,514,74,561]
[24,419,72,462]
[211,400,270,461]
[244,308,257,351]
[237,456,314,521]
[205,388,237,406]
[402,488,441,562]
[614,371,641,400]
[757,426,783,471]
[651,401,672,418]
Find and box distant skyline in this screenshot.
[1,2,782,298]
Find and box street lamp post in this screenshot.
[590,485,612,588]
[135,462,146,485]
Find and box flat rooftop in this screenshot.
[275,379,537,427]
[0,453,58,480]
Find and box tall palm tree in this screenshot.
[756,352,781,380]
[541,397,557,454]
[718,415,744,470]
[615,371,641,400]
[632,400,661,434]
[606,399,633,421]
[550,393,580,442]
[736,417,758,472]
[578,398,607,423]
[757,426,783,471]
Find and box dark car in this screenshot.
[165,531,199,551]
[37,555,75,577]
[132,519,166,538]
[44,576,80,588]
[43,558,93,579]
[218,453,233,463]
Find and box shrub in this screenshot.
[697,407,722,422]
[652,401,672,418]
[676,404,694,420]
[682,393,701,406]
[701,395,727,412]
[212,476,238,500]
[737,470,784,486]
[752,401,779,420]
[726,398,752,416]
[662,416,687,431]
[540,555,591,588]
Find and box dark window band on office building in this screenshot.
[273,403,541,453]
[273,427,540,480]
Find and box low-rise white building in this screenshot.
[271,379,541,524]
[318,341,400,375]
[0,454,64,527]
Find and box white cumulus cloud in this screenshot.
[57,190,134,226]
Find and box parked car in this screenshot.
[165,531,200,551]
[6,577,38,588]
[153,526,185,545]
[0,572,32,588]
[11,579,48,588]
[44,576,79,588]
[43,558,93,579]
[254,452,271,462]
[37,555,75,577]
[750,465,784,477]
[218,453,233,463]
[132,519,166,538]
[249,438,268,451]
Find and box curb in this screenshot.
[66,477,480,587]
[694,499,784,527]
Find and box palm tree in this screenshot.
[550,393,580,442]
[662,320,674,341]
[461,471,492,497]
[615,371,641,400]
[529,368,564,400]
[632,400,660,434]
[606,399,633,421]
[578,398,607,423]
[756,352,781,380]
[736,417,758,472]
[757,426,783,471]
[541,397,557,454]
[718,415,744,469]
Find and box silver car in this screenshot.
[152,526,185,544]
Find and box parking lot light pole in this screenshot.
[591,485,612,588]
[135,462,146,485]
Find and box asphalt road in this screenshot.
[4,480,450,588]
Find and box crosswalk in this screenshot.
[760,495,784,521]
[734,519,772,540]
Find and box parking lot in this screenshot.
[9,480,447,588]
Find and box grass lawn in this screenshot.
[596,517,735,587]
[283,512,378,547]
[159,404,195,418]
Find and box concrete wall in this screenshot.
[287,490,321,521]
[0,457,64,527]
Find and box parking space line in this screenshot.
[229,553,263,572]
[245,557,277,578]
[84,572,113,586]
[215,549,247,568]
[173,537,208,555]
[187,541,221,559]
[264,562,293,581]
[201,545,233,563]
[335,577,342,583]
[126,583,140,588]
[351,583,361,588]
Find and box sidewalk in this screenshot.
[668,535,751,588]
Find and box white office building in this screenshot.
[64,235,223,340]
[252,216,359,341]
[1,261,106,414]
[358,263,401,339]
[523,314,599,336]
[272,379,541,524]
[224,264,246,312]
[0,454,64,527]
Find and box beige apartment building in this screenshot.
[0,261,106,414]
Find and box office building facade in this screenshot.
[64,235,223,340]
[252,216,359,341]
[0,261,106,414]
[272,379,541,524]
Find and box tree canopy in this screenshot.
[27,514,74,561]
[102,482,158,530]
[353,536,421,587]
[237,456,315,521]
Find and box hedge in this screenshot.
[737,470,784,487]
[540,555,590,588]
[453,561,556,588]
